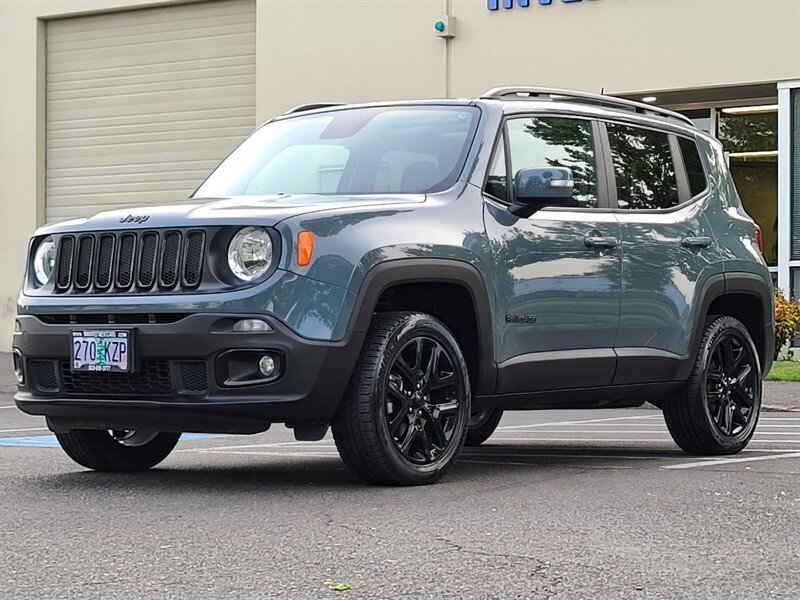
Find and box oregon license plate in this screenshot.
[71,330,131,373]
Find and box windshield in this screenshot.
[194,106,479,197]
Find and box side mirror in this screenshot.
[510,167,576,217]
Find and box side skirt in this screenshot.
[474,381,683,411]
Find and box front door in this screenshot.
[483,115,622,394]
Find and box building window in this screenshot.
[718,105,779,266]
[679,109,712,134]
[792,89,800,261]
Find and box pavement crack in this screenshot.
[434,535,544,565]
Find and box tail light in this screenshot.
[754,228,763,254]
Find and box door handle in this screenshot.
[584,236,618,249]
[681,236,713,249]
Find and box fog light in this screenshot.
[14,320,21,333]
[233,318,272,333]
[12,352,24,385]
[258,354,276,377]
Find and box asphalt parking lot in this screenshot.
[2,387,799,599]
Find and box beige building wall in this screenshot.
[450,0,800,97]
[255,0,447,121]
[1,0,799,350]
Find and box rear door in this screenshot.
[602,121,722,385]
[483,115,622,393]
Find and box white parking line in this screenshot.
[501,423,800,430]
[0,427,49,433]
[463,452,702,461]
[176,441,336,452]
[484,437,800,444]
[661,452,800,470]
[191,449,340,458]
[459,458,643,470]
[497,415,661,431]
[495,430,800,436]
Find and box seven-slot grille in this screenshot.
[53,229,205,294]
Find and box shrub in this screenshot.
[774,289,800,360]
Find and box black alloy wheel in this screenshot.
[664,315,762,455]
[385,337,461,464]
[704,330,759,437]
[332,311,471,485]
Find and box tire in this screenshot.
[332,311,471,486]
[664,315,762,455]
[465,407,504,446]
[55,429,181,471]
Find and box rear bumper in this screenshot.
[13,313,363,433]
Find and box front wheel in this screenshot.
[332,312,471,486]
[664,316,762,455]
[55,429,181,471]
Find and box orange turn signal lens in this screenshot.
[297,231,314,267]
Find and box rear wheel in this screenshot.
[332,311,471,486]
[664,316,762,455]
[465,407,503,446]
[55,429,181,471]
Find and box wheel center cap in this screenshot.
[411,392,424,409]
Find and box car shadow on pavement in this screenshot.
[15,444,696,495]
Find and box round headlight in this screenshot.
[227,227,273,282]
[33,237,56,285]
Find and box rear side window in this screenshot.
[606,123,679,210]
[678,136,708,197]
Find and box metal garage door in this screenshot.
[45,0,256,222]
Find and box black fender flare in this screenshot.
[723,271,775,374]
[346,258,497,395]
[680,272,774,381]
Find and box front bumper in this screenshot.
[13,313,363,433]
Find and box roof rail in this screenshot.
[481,87,694,127]
[283,103,344,115]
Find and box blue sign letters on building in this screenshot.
[488,0,586,10]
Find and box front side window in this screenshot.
[195,106,479,197]
[606,123,679,210]
[506,117,599,209]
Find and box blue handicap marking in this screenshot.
[0,433,217,448]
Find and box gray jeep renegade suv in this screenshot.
[14,87,774,485]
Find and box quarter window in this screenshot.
[606,123,679,210]
[678,136,708,198]
[484,138,509,203]
[507,117,599,209]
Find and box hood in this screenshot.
[36,194,426,235]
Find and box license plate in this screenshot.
[71,330,131,373]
